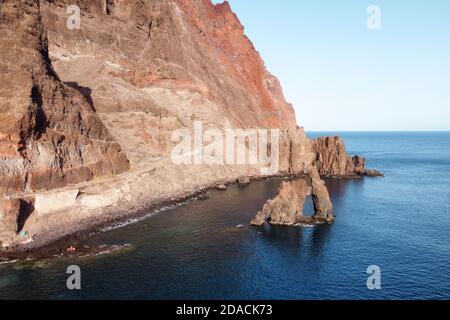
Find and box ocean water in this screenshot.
[0,132,449,300]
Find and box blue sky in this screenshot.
[212,0,450,131]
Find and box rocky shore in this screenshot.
[0,174,285,259]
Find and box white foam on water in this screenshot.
[98,201,188,233]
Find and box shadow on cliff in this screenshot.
[64,82,96,112]
[17,200,35,233]
[29,85,48,141]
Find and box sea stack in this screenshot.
[311,136,383,178]
[251,167,335,227]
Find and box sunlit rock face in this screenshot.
[0,198,21,242]
[1,0,307,196]
[311,136,383,178]
[40,0,300,163]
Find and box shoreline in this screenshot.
[0,173,291,261]
[0,171,374,262]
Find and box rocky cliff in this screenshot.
[0,0,130,194]
[0,0,379,249]
[1,0,298,194]
[311,136,383,178]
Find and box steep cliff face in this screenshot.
[36,0,298,169]
[172,0,296,128]
[0,0,129,193]
[0,0,299,194]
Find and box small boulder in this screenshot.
[237,176,250,185]
[217,184,227,191]
[365,170,384,177]
[198,194,210,201]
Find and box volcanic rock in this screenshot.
[0,198,21,241]
[35,190,80,215]
[251,179,309,226]
[311,136,381,178]
[365,169,384,177]
[309,167,335,222]
[251,168,335,226]
[0,0,130,193]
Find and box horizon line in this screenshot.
[305,130,450,132]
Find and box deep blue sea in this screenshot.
[1,132,449,300]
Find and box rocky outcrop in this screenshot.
[0,198,22,243]
[309,167,334,222]
[251,179,309,226]
[0,0,130,194]
[311,136,383,178]
[251,169,335,227]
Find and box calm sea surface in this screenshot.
[1,132,449,300]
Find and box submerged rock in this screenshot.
[365,170,384,177]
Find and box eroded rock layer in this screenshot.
[0,0,130,193]
[0,198,22,241]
